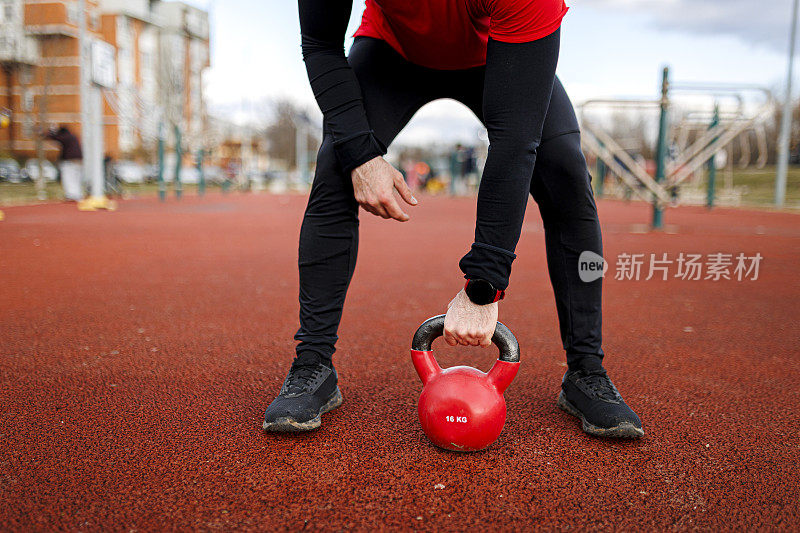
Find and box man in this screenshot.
[44,125,84,201]
[263,0,644,438]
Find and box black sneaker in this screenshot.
[262,355,343,432]
[557,366,644,439]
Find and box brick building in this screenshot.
[0,0,210,162]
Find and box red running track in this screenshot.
[1,193,799,530]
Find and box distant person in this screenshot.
[403,159,421,190]
[462,145,478,192]
[44,125,83,201]
[462,146,476,177]
[263,0,643,439]
[449,143,466,195]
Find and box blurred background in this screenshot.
[0,0,799,211]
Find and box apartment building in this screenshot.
[99,0,160,156]
[100,0,210,158]
[151,0,209,151]
[0,0,210,161]
[1,0,103,157]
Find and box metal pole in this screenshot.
[776,0,799,207]
[295,116,302,184]
[449,149,458,196]
[239,126,249,191]
[238,99,249,190]
[653,66,670,229]
[35,64,49,201]
[157,121,166,201]
[174,124,182,199]
[78,0,90,201]
[706,103,720,209]
[90,84,104,198]
[595,143,606,198]
[197,148,205,196]
[4,66,15,152]
[295,113,308,184]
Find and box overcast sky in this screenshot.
[186,0,797,145]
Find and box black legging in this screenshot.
[295,37,603,369]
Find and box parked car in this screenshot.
[204,165,224,184]
[22,159,58,182]
[113,160,146,184]
[176,166,200,184]
[144,164,159,183]
[0,158,22,183]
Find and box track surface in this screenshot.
[1,193,799,531]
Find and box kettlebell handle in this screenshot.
[411,314,520,363]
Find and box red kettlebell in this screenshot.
[411,314,520,452]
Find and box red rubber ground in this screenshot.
[1,193,798,531]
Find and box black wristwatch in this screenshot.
[464,278,505,305]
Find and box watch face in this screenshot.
[466,279,496,305]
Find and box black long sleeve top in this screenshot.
[298,0,560,291]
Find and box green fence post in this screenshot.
[706,103,719,209]
[157,122,166,202]
[652,66,670,230]
[595,143,606,198]
[197,148,205,197]
[174,125,182,200]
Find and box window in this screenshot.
[3,1,14,23]
[22,116,34,139]
[20,65,32,85]
[67,3,79,24]
[22,90,33,112]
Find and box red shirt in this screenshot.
[354,0,568,70]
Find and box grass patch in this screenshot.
[3,166,799,210]
[0,181,226,207]
[728,166,800,207]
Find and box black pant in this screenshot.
[295,37,603,368]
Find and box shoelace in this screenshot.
[285,365,322,394]
[576,370,621,402]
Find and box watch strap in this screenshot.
[464,279,505,305]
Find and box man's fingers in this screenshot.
[445,329,494,347]
[362,201,391,219]
[375,204,391,219]
[472,330,493,347]
[452,330,472,346]
[446,327,469,347]
[452,330,492,347]
[394,176,418,206]
[380,195,409,222]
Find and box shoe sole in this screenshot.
[262,388,343,433]
[557,391,644,439]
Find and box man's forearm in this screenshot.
[459,30,561,290]
[299,0,384,174]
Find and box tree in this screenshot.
[264,99,320,170]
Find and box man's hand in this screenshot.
[351,156,417,222]
[444,289,498,347]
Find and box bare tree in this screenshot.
[264,99,319,169]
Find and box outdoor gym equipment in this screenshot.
[579,67,774,227]
[411,315,520,452]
